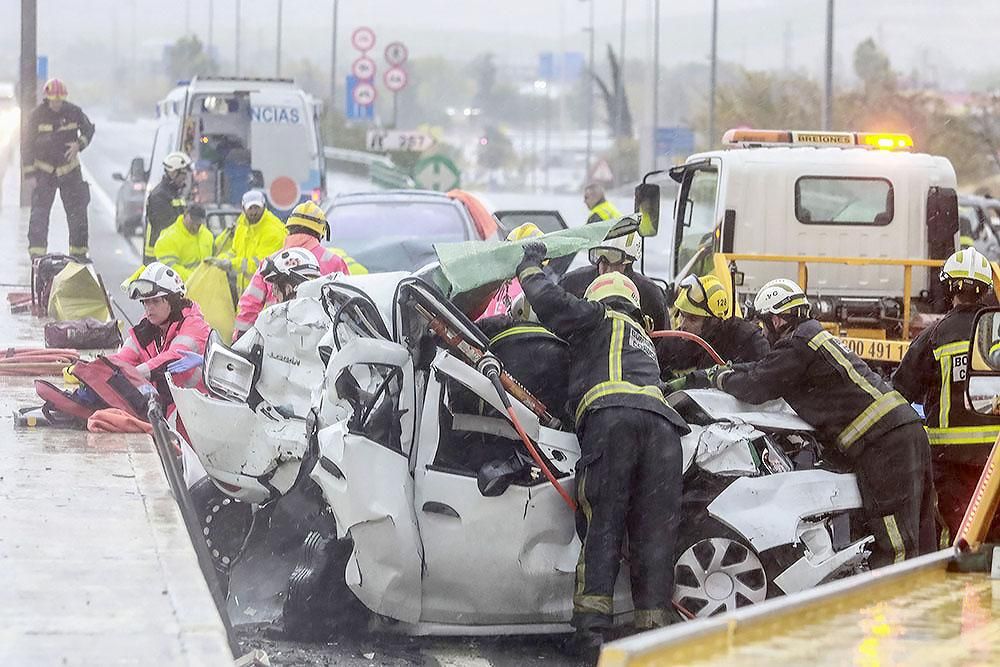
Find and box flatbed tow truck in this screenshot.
[600,304,1000,666]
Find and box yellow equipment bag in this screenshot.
[47,263,111,322]
[185,262,236,341]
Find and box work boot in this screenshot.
[28,246,47,260]
[562,628,604,665]
[68,246,91,263]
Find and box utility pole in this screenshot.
[583,0,595,180]
[208,0,214,59]
[235,0,241,75]
[708,0,718,148]
[331,0,339,107]
[822,0,834,130]
[19,0,37,207]
[652,0,661,171]
[276,0,283,77]
[617,0,627,138]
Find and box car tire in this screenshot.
[189,477,254,593]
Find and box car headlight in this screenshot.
[203,330,257,402]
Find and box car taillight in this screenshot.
[132,182,145,191]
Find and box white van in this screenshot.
[145,76,325,219]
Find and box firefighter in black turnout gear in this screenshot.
[144,151,192,263]
[893,248,1000,544]
[696,278,935,568]
[23,78,95,260]
[516,241,688,656]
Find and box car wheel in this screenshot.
[672,530,769,618]
[190,477,254,591]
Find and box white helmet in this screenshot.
[590,229,642,266]
[126,262,186,300]
[260,247,321,286]
[162,151,192,174]
[752,278,810,317]
[941,248,993,287]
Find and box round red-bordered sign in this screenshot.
[352,56,376,81]
[352,27,376,52]
[269,176,300,210]
[384,41,408,67]
[352,81,377,106]
[384,66,408,92]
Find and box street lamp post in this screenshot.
[276,0,283,77]
[652,0,661,171]
[582,0,594,182]
[235,0,241,75]
[331,0,339,108]
[708,0,718,147]
[823,0,835,130]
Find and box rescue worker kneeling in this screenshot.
[113,263,211,405]
[659,274,769,380]
[516,241,688,655]
[690,278,935,568]
[893,248,1000,543]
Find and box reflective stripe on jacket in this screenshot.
[232,234,349,340]
[153,216,215,281]
[109,302,211,393]
[586,199,622,224]
[219,209,287,293]
[722,319,919,457]
[893,304,1000,464]
[517,263,688,431]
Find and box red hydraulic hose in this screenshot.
[648,330,726,365]
[505,405,577,512]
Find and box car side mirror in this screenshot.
[128,157,146,182]
[634,183,660,237]
[112,172,125,182]
[966,307,1000,417]
[250,169,265,188]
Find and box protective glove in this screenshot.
[205,257,232,271]
[659,376,687,395]
[686,364,733,391]
[517,241,548,276]
[167,349,204,374]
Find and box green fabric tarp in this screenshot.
[433,219,617,298]
[47,263,111,322]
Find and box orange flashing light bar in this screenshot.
[722,128,914,151]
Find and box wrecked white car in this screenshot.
[171,267,873,634]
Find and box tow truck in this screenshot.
[641,128,981,367]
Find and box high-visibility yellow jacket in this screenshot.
[328,246,368,275]
[218,209,287,292]
[153,215,215,281]
[586,199,622,224]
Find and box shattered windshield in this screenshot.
[324,201,470,272]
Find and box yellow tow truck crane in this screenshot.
[640,128,1000,368]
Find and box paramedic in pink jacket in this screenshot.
[232,200,348,341]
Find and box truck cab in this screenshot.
[650,129,961,365]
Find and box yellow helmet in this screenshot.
[584,271,641,311]
[506,222,544,241]
[675,275,730,319]
[287,201,329,239]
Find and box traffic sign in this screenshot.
[589,158,614,184]
[655,127,695,157]
[352,81,377,106]
[384,66,408,92]
[384,41,408,67]
[352,26,376,52]
[367,129,434,153]
[345,75,374,120]
[352,56,376,81]
[412,155,461,192]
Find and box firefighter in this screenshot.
[516,241,688,657]
[559,229,669,331]
[232,200,349,341]
[208,189,287,294]
[660,274,769,381]
[583,183,622,224]
[893,248,1000,544]
[153,204,214,281]
[144,151,192,263]
[23,78,95,260]
[113,262,211,404]
[695,278,935,568]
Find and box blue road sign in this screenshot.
[538,52,585,82]
[655,127,695,157]
[345,75,374,121]
[37,55,48,82]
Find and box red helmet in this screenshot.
[43,78,68,100]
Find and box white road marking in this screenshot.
[80,159,116,219]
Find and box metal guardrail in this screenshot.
[370,161,415,189]
[324,146,414,189]
[323,146,393,168]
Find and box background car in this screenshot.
[112,156,148,235]
[322,189,488,273]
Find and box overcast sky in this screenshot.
[1,1,997,89]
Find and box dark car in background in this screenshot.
[112,157,147,235]
[322,190,484,273]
